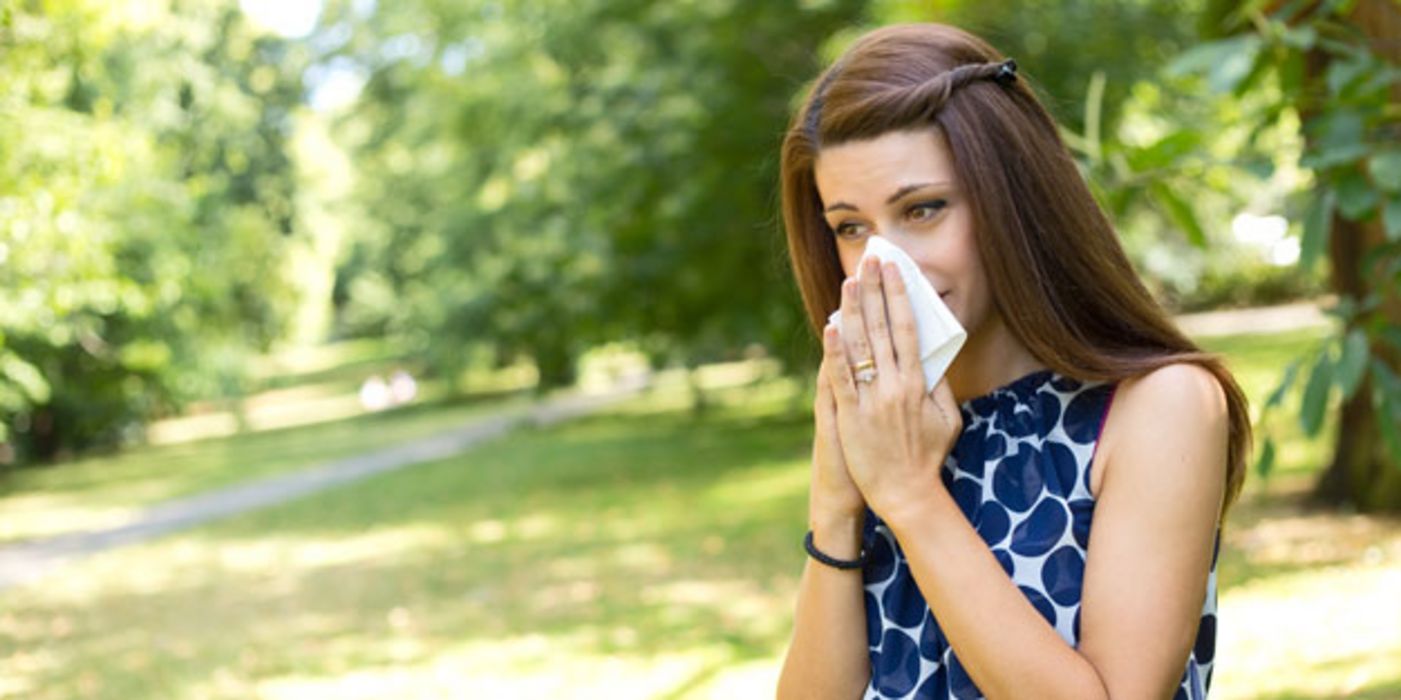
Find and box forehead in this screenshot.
[813,128,956,202]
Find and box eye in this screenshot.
[831,220,869,239]
[906,199,948,223]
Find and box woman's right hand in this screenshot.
[811,354,866,520]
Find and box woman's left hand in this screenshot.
[824,256,963,520]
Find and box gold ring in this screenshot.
[851,358,876,372]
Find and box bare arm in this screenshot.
[775,511,871,700]
[777,352,875,699]
[878,363,1228,699]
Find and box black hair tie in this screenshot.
[994,58,1018,86]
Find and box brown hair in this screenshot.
[779,23,1251,523]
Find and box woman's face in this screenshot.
[813,127,994,335]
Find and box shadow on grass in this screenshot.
[0,389,817,698]
[0,386,530,501]
[1242,649,1401,700]
[1216,473,1401,591]
[6,360,1393,699]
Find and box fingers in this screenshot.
[858,257,897,382]
[840,277,873,380]
[815,357,833,413]
[880,261,923,389]
[823,323,858,406]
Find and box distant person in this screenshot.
[775,23,1249,700]
[358,374,391,412]
[389,369,418,405]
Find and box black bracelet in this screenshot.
[804,530,867,570]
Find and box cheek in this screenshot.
[837,247,861,278]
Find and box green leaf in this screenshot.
[1281,24,1317,49]
[1232,43,1273,98]
[1165,35,1264,94]
[1265,359,1302,410]
[1300,349,1333,436]
[1382,327,1401,353]
[1280,50,1304,97]
[1384,198,1401,242]
[1151,183,1207,248]
[1326,57,1368,97]
[1370,150,1401,192]
[1300,188,1334,271]
[1301,143,1372,170]
[0,352,50,404]
[1371,363,1401,471]
[1336,329,1370,400]
[1253,436,1275,479]
[1335,169,1379,221]
[1302,110,1368,169]
[1378,399,1401,471]
[1130,130,1201,171]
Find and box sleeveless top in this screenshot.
[860,369,1219,700]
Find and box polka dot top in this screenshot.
[859,368,1220,700]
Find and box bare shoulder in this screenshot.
[1078,361,1232,698]
[1091,362,1229,500]
[1118,362,1227,413]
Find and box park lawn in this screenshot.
[0,388,537,546]
[4,325,1399,698]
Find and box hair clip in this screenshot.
[994,58,1018,86]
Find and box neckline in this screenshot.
[957,368,1056,408]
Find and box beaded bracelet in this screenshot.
[803,530,867,570]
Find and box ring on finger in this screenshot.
[851,358,876,372]
[854,367,878,384]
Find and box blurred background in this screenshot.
[1,0,1398,697]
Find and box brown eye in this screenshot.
[907,200,947,223]
[832,221,867,239]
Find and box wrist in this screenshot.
[807,510,865,560]
[872,474,947,531]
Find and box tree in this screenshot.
[1183,0,1401,511]
[0,0,307,462]
[319,0,866,394]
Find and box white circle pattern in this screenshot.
[859,369,1219,700]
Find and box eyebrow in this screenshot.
[822,181,951,214]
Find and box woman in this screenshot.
[775,23,1251,700]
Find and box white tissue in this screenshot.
[827,235,967,393]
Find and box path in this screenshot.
[0,373,651,592]
[1173,297,1332,337]
[0,298,1332,592]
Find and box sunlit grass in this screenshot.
[1,325,1397,698]
[0,390,535,545]
[1199,327,1338,487]
[0,376,814,699]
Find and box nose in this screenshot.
[870,229,924,265]
[868,230,941,288]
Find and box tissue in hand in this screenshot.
[827,235,966,393]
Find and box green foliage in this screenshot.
[1151,2,1401,489]
[0,0,306,461]
[323,0,866,388]
[1167,255,1327,312]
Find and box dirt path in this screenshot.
[0,374,650,592]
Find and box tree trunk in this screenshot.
[533,342,577,395]
[1307,0,1401,512]
[688,363,710,418]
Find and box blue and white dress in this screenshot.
[860,369,1219,699]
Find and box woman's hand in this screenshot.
[824,257,963,520]
[810,354,865,521]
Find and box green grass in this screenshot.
[1200,327,1338,484]
[2,325,1398,698]
[0,389,535,545]
[0,376,816,699]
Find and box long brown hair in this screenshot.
[779,23,1251,524]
